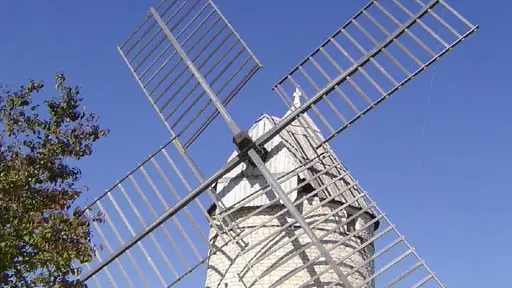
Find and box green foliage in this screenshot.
[0,74,108,287]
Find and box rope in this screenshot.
[414,64,437,180]
[413,7,447,182]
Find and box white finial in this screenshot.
[293,87,302,109]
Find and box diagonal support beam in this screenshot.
[260,0,477,149]
[151,7,355,288]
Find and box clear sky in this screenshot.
[1,1,510,287]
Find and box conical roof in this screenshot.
[214,103,371,213]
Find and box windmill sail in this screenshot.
[81,108,444,287]
[80,0,477,287]
[272,0,478,146]
[118,0,262,147]
[206,104,445,287]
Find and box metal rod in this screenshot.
[412,274,433,288]
[123,16,160,58]
[83,138,176,211]
[165,41,243,122]
[384,262,422,288]
[90,260,118,288]
[159,139,253,273]
[356,250,413,288]
[286,76,336,134]
[93,202,151,287]
[300,51,361,114]
[326,35,376,104]
[156,27,232,110]
[118,181,180,279]
[224,167,351,246]
[154,0,179,18]
[340,27,401,97]
[307,55,352,121]
[247,186,364,267]
[126,175,187,276]
[121,0,179,53]
[140,8,216,80]
[270,91,363,208]
[439,0,475,28]
[149,22,228,100]
[299,64,348,124]
[274,1,374,86]
[207,0,262,67]
[134,1,205,73]
[152,7,241,133]
[348,21,401,94]
[159,149,214,244]
[268,210,382,288]
[161,0,193,26]
[90,38,249,285]
[349,182,446,287]
[173,54,250,131]
[324,238,404,288]
[131,0,197,63]
[151,158,209,257]
[320,26,477,146]
[86,210,136,288]
[246,148,355,287]
[335,18,410,78]
[107,189,167,286]
[163,254,219,288]
[135,2,210,73]
[153,10,240,135]
[218,154,330,221]
[299,225,394,288]
[146,160,198,269]
[329,37,357,63]
[391,0,449,48]
[120,11,154,51]
[183,62,259,147]
[84,264,103,288]
[346,238,404,279]
[418,1,461,38]
[363,8,436,58]
[353,18,423,68]
[147,53,184,100]
[143,14,222,87]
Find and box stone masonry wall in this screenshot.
[205,197,375,288]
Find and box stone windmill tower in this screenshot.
[206,89,378,287]
[80,0,478,287]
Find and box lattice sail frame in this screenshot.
[118,0,262,147]
[273,0,478,146]
[80,0,477,287]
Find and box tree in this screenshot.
[0,74,108,287]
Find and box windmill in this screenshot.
[80,0,477,287]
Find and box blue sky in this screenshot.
[1,1,510,287]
